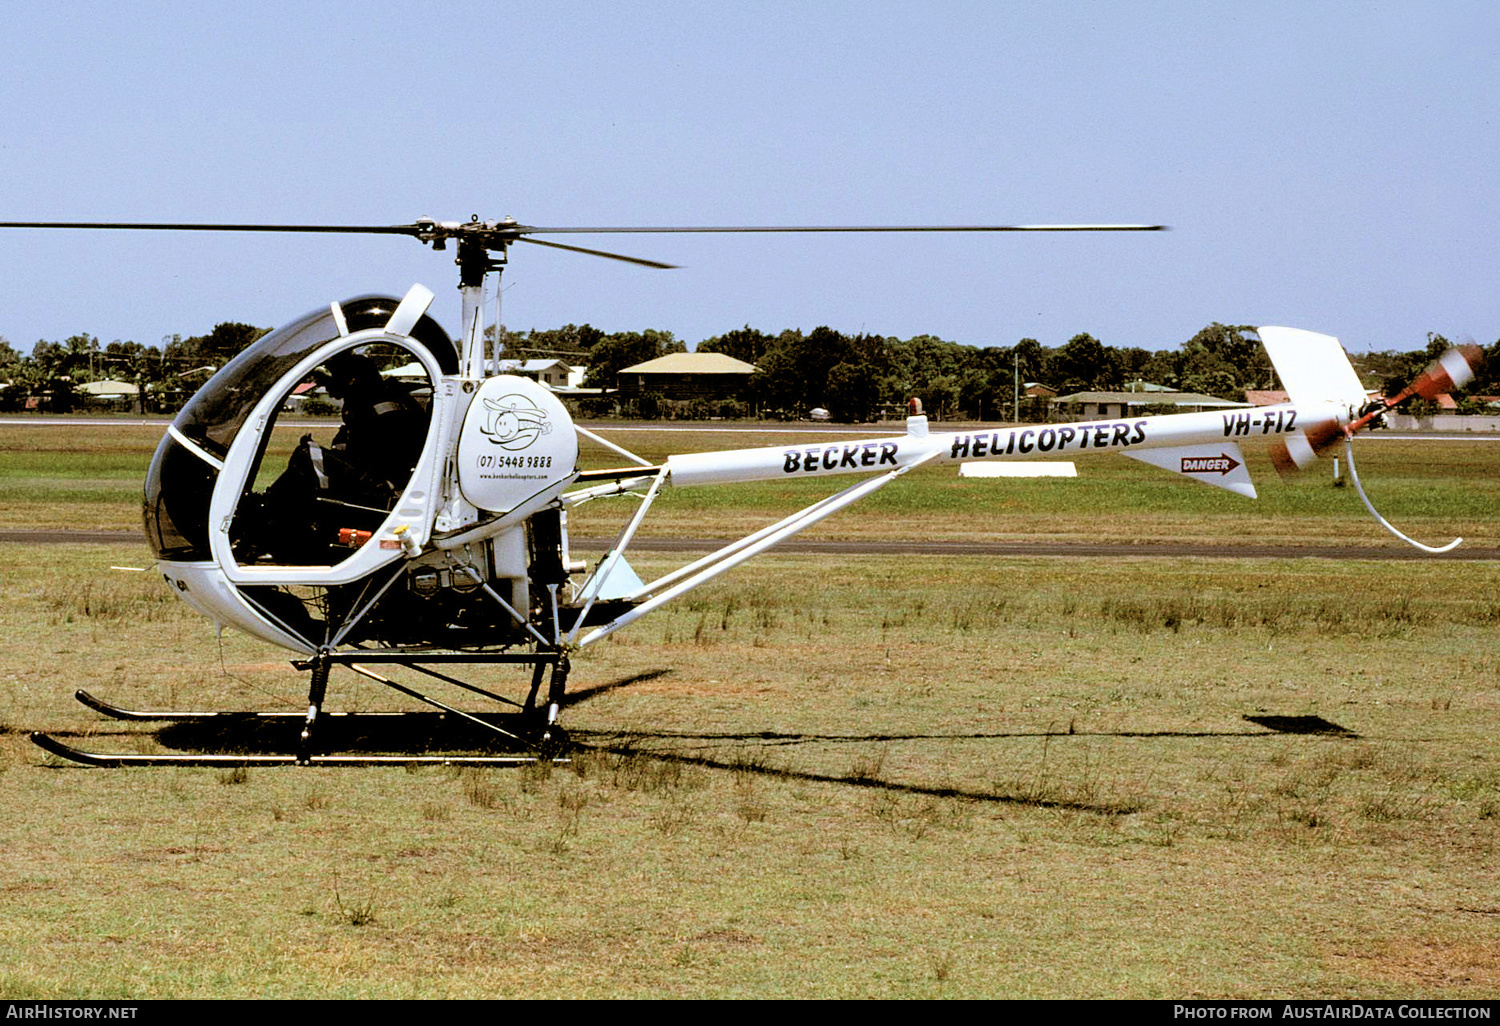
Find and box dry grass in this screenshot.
[1,541,1497,998]
[0,421,1497,997]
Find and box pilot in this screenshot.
[321,350,426,488]
[240,351,426,563]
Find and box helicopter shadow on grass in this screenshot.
[567,721,1356,815]
[15,672,676,760]
[126,669,685,758]
[562,689,1361,814]
[40,671,1356,817]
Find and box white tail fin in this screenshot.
[1257,326,1365,478]
[1257,326,1367,411]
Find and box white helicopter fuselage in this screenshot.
[147,285,580,655]
[667,401,1331,501]
[144,286,1410,663]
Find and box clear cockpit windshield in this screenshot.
[229,341,433,566]
[143,296,455,562]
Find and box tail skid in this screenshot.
[1339,436,1461,554]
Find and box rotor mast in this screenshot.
[412,216,515,379]
[457,235,505,379]
[459,232,501,376]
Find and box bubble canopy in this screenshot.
[143,295,456,561]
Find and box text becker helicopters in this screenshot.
[4,217,1482,767]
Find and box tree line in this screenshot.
[4,317,1496,420]
[508,322,1500,421]
[0,323,267,412]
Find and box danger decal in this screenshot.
[1180,453,1241,475]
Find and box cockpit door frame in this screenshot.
[208,319,448,587]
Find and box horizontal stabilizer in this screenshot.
[1258,326,1367,411]
[1124,442,1256,498]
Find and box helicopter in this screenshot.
[3,216,1482,768]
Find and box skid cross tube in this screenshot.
[289,649,567,754]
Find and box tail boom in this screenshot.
[664,405,1311,493]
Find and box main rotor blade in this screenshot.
[0,218,1167,271]
[516,224,1169,234]
[1,220,1168,237]
[0,220,1169,250]
[0,220,422,236]
[515,235,678,269]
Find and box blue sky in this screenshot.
[3,1,1497,355]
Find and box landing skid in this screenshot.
[73,689,406,723]
[33,648,575,768]
[29,731,554,768]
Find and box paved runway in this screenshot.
[5,528,1496,561]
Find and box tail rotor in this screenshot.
[1266,337,1485,475]
[1259,329,1485,553]
[1346,342,1484,435]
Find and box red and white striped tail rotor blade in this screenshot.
[1409,344,1484,401]
[1268,417,1345,479]
[1346,343,1486,435]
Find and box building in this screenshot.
[494,359,574,389]
[77,379,140,401]
[1052,389,1250,420]
[616,352,755,399]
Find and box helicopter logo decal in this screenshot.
[478,393,554,450]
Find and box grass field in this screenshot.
[0,418,1497,998]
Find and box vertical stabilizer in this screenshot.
[1257,326,1367,411]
